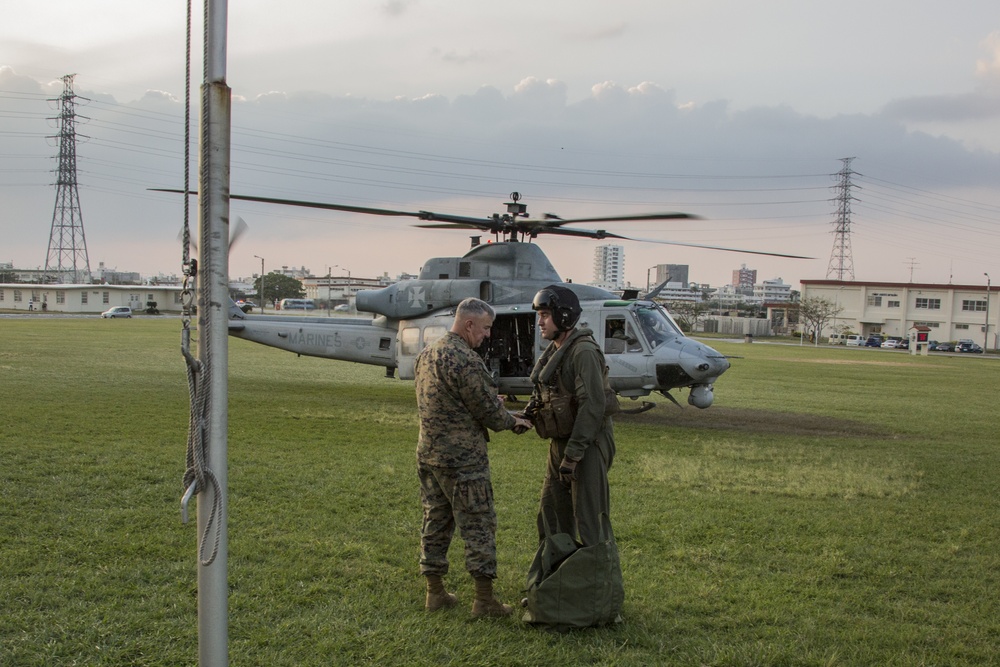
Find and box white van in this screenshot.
[827,333,846,345]
[845,335,866,346]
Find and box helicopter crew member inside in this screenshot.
[526,285,620,548]
[414,297,533,617]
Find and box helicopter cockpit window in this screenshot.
[604,316,629,354]
[635,305,681,350]
[604,316,644,354]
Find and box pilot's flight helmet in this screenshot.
[532,285,582,331]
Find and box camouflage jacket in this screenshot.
[415,332,516,467]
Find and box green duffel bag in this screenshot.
[522,513,624,629]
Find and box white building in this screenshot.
[801,279,998,349]
[755,277,792,302]
[592,245,625,291]
[0,283,184,313]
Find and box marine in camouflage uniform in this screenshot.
[414,298,530,616]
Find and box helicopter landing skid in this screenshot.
[619,401,657,415]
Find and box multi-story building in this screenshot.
[592,245,625,291]
[732,264,757,295]
[650,264,689,289]
[754,277,792,302]
[800,279,998,349]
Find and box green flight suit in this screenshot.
[530,327,616,547]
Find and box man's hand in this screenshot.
[512,416,533,435]
[558,457,579,485]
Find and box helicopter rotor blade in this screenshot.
[176,215,249,253]
[151,188,811,258]
[603,233,814,259]
[230,216,248,250]
[531,211,699,227]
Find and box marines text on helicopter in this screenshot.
[159,189,810,409]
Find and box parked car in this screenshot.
[896,338,910,350]
[956,340,984,353]
[865,336,884,347]
[881,338,901,349]
[927,340,940,350]
[101,306,132,319]
[845,335,866,346]
[935,342,955,352]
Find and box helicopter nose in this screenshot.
[678,341,730,382]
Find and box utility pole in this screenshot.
[985,273,991,351]
[826,157,859,281]
[44,74,92,284]
[254,255,265,312]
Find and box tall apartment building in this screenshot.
[732,264,757,295]
[593,244,625,290]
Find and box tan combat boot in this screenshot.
[425,574,458,611]
[471,576,513,618]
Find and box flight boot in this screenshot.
[471,576,513,618]
[424,574,458,612]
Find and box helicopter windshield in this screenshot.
[634,304,682,349]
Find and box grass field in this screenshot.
[2,317,999,666]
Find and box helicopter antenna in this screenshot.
[504,192,529,241]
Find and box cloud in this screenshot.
[881,32,1000,123]
[975,30,1000,89]
[580,22,628,41]
[381,0,416,17]
[435,49,492,65]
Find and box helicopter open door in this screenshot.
[483,310,536,395]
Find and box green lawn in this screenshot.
[2,318,999,665]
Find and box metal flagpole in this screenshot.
[198,0,231,664]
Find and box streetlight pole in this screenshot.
[326,266,332,316]
[985,273,991,351]
[335,265,351,311]
[254,255,264,312]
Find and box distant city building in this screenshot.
[651,263,689,289]
[657,282,703,302]
[275,265,311,280]
[755,277,792,302]
[94,262,141,285]
[592,244,625,291]
[302,272,395,303]
[715,283,749,308]
[732,264,757,295]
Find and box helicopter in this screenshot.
[176,190,811,410]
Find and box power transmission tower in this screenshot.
[826,157,859,281]
[44,74,91,284]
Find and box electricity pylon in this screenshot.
[826,157,859,281]
[44,74,91,284]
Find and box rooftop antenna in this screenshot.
[825,157,859,281]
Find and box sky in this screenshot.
[2,0,999,290]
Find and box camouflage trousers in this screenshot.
[417,461,497,579]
